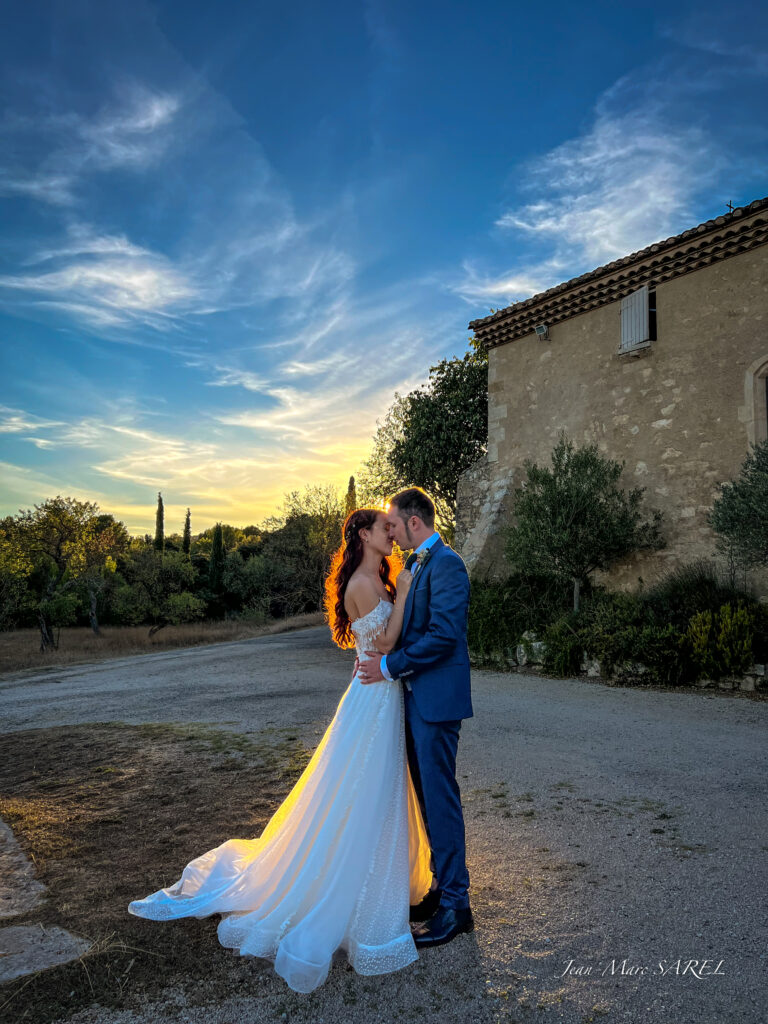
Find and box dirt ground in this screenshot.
[0,722,312,1023]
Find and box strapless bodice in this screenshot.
[350,597,393,661]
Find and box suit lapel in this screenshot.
[401,536,444,634]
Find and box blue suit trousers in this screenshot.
[404,686,470,910]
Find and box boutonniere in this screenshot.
[415,547,433,569]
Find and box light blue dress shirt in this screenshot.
[380,531,440,683]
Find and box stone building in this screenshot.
[456,197,768,595]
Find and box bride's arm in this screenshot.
[371,569,413,653]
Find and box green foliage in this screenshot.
[164,591,206,625]
[154,492,164,552]
[39,589,81,628]
[182,508,191,555]
[683,602,755,680]
[709,438,768,576]
[541,614,583,676]
[345,476,357,516]
[260,485,345,616]
[389,351,488,533]
[208,523,225,596]
[10,496,130,646]
[357,346,488,535]
[506,431,665,611]
[116,548,198,631]
[467,570,574,666]
[574,591,650,677]
[0,485,348,638]
[628,624,689,687]
[356,393,411,507]
[638,558,749,630]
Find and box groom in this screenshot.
[358,487,473,949]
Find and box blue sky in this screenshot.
[1,0,766,535]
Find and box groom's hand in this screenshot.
[358,652,385,684]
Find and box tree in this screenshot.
[389,350,488,533]
[115,547,202,635]
[154,492,164,552]
[182,508,191,555]
[0,516,34,630]
[505,432,666,612]
[345,475,357,516]
[357,345,488,536]
[71,513,130,634]
[208,523,225,596]
[260,485,345,615]
[708,438,768,585]
[356,393,412,507]
[12,496,117,649]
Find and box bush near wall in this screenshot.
[469,559,768,687]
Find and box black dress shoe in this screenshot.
[411,905,474,948]
[409,886,442,922]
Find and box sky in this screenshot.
[1,0,766,536]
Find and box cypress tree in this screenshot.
[154,492,164,552]
[209,522,225,593]
[182,508,191,555]
[345,475,357,516]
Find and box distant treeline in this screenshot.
[0,483,356,650]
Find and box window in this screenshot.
[741,355,768,446]
[619,285,655,353]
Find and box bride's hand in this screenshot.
[396,567,413,596]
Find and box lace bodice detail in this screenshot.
[350,597,393,660]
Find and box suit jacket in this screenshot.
[386,537,473,723]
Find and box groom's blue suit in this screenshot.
[385,536,472,911]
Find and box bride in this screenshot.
[128,507,434,993]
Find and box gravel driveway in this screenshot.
[1,627,766,1024]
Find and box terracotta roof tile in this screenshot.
[469,197,768,348]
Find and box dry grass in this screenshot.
[0,721,312,1023]
[0,613,325,677]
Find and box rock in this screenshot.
[739,676,756,692]
[0,819,46,919]
[0,925,92,984]
[583,658,602,677]
[696,678,715,688]
[504,647,519,667]
[750,663,765,676]
[517,638,546,665]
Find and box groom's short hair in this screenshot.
[389,487,435,529]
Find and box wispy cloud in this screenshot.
[0,406,65,434]
[0,258,193,325]
[453,42,749,307]
[0,84,181,206]
[453,259,567,304]
[494,109,718,266]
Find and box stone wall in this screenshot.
[457,244,768,595]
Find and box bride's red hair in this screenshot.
[324,508,402,649]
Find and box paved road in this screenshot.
[1,627,766,1024]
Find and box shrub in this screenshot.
[630,624,690,686]
[640,559,754,630]
[683,602,755,680]
[468,570,574,665]
[541,613,583,677]
[576,591,649,677]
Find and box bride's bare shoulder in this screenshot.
[345,573,381,622]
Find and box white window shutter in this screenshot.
[620,285,649,351]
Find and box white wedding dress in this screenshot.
[128,597,433,993]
